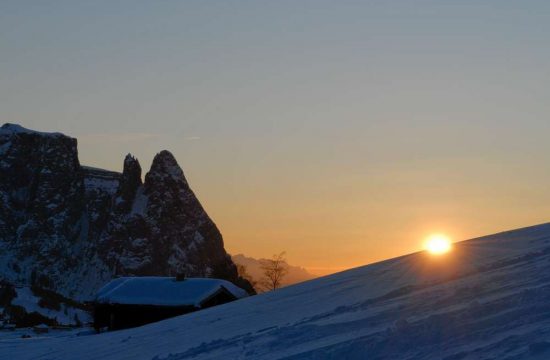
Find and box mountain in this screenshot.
[6,223,550,359]
[232,253,316,288]
[0,123,253,303]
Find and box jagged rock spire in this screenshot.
[110,154,142,214]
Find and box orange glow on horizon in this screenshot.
[425,234,452,255]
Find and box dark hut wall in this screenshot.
[94,304,197,331]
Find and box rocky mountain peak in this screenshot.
[0,124,254,299]
[145,150,187,187]
[0,123,65,138]
[0,123,83,292]
[122,154,142,185]
[143,149,205,222]
[124,153,141,170]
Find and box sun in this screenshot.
[425,234,452,255]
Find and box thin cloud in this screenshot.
[79,132,162,144]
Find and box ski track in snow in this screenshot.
[4,224,550,359]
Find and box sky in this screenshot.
[2,1,550,275]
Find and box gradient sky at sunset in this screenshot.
[2,1,550,275]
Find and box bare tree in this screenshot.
[259,252,289,292]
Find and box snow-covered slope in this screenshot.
[5,223,550,359]
[0,283,91,328]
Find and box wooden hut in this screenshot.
[93,277,248,331]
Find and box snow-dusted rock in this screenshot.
[0,124,253,304]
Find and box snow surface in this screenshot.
[0,327,95,342]
[82,166,121,195]
[0,141,11,155]
[130,187,148,216]
[83,177,119,194]
[4,223,550,359]
[96,277,248,307]
[11,288,91,327]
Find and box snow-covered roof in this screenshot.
[95,277,248,307]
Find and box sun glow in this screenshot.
[425,234,452,255]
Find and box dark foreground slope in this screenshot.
[0,123,252,301]
[4,223,550,359]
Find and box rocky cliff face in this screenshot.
[0,124,253,299]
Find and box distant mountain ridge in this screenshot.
[232,254,316,288]
[0,123,253,301]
